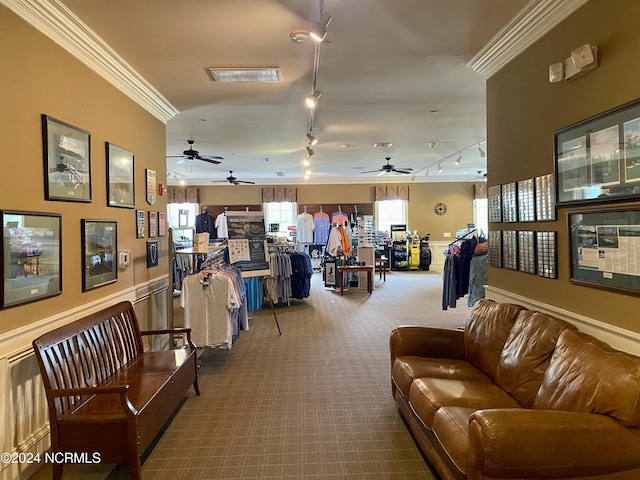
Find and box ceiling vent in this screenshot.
[373,142,394,148]
[206,67,281,83]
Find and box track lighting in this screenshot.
[305,90,322,108]
[309,13,332,42]
[306,146,315,157]
[455,153,462,165]
[428,142,436,149]
[438,163,443,173]
[478,145,486,157]
[303,158,311,167]
[307,132,318,146]
[305,168,312,176]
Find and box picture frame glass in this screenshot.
[2,211,62,308]
[82,220,117,291]
[107,143,135,208]
[42,115,91,202]
[555,99,640,205]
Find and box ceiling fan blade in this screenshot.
[199,155,224,161]
[196,157,222,165]
[393,168,414,174]
[236,180,256,185]
[166,155,186,158]
[360,169,382,174]
[175,158,189,164]
[377,170,387,176]
[211,180,228,183]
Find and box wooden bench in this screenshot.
[32,301,200,480]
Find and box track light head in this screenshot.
[428,141,436,149]
[478,145,486,157]
[438,163,443,173]
[306,146,315,157]
[309,13,332,42]
[305,90,322,108]
[307,132,318,146]
[455,153,462,165]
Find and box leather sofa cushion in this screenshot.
[464,300,526,382]
[495,310,576,408]
[392,356,492,399]
[535,329,640,427]
[432,406,477,476]
[409,377,521,429]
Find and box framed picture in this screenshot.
[535,174,556,221]
[158,212,166,237]
[517,179,535,222]
[106,142,135,208]
[136,210,145,238]
[568,207,640,295]
[488,185,502,223]
[1,211,62,308]
[501,182,517,223]
[148,211,157,238]
[147,241,159,268]
[82,219,117,291]
[555,98,640,205]
[42,115,91,202]
[536,231,557,279]
[146,169,156,205]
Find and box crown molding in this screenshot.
[467,0,590,78]
[1,0,178,123]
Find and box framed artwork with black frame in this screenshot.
[42,114,91,202]
[1,210,62,308]
[82,219,117,291]
[568,207,640,295]
[106,142,135,208]
[555,98,640,205]
[148,211,157,238]
[136,210,145,238]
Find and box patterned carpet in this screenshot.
[36,269,473,480]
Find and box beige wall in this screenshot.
[198,182,475,242]
[487,0,640,333]
[0,8,168,335]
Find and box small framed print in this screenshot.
[1,210,62,308]
[158,212,166,237]
[82,219,117,291]
[147,240,159,268]
[502,182,518,223]
[106,142,135,208]
[148,211,157,238]
[488,185,502,223]
[136,210,145,238]
[146,169,156,205]
[42,115,91,202]
[517,179,535,222]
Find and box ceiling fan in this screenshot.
[167,140,223,165]
[211,171,255,185]
[361,157,413,175]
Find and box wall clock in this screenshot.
[434,203,447,216]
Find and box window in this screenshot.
[263,202,297,239]
[376,199,407,234]
[168,203,198,228]
[473,198,488,239]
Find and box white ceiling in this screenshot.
[56,0,534,186]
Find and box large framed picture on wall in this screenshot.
[555,98,640,205]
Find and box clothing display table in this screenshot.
[337,265,373,295]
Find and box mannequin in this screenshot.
[195,206,216,238]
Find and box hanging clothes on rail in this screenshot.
[289,252,313,299]
[313,210,330,245]
[296,210,314,243]
[180,263,247,349]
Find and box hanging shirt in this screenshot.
[296,212,314,243]
[215,212,228,238]
[331,212,349,226]
[326,226,342,256]
[195,213,216,237]
[313,212,330,245]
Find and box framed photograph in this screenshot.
[146,169,156,205]
[136,210,145,238]
[488,185,502,223]
[106,142,135,208]
[518,230,536,274]
[501,182,518,223]
[502,230,518,270]
[488,230,503,268]
[1,211,62,308]
[535,174,556,221]
[568,207,640,295]
[555,98,640,205]
[42,115,91,202]
[148,211,157,238]
[517,178,535,222]
[158,212,166,237]
[536,231,557,279]
[82,219,117,291]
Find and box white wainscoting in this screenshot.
[427,241,449,270]
[0,275,169,480]
[486,285,640,356]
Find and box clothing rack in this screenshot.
[447,228,477,247]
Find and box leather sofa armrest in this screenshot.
[468,409,640,478]
[390,326,465,365]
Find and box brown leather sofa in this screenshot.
[390,299,640,480]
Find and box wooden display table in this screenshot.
[337,265,373,295]
[375,256,388,281]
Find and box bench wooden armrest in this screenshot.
[47,385,138,416]
[141,327,197,349]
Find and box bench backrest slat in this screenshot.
[33,301,144,417]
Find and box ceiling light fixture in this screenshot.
[307,132,318,146]
[303,158,311,167]
[306,146,315,157]
[438,163,443,173]
[428,141,436,149]
[478,144,486,157]
[207,67,281,83]
[309,12,332,42]
[455,153,462,165]
[305,90,322,108]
